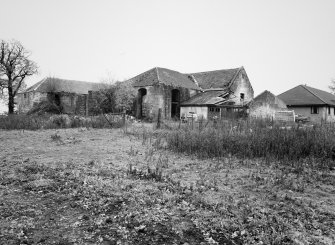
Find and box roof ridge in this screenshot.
[189,67,240,75]
[301,85,328,105]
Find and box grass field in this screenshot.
[0,125,335,244]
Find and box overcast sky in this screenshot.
[1,0,335,111]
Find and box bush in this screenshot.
[27,100,62,115]
[0,113,126,130]
[0,114,48,130]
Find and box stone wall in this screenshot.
[136,84,192,120]
[228,70,254,106]
[16,92,48,113]
[16,91,88,115]
[60,93,77,114]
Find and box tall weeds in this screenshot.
[159,119,335,169]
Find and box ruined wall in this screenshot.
[75,94,87,115]
[136,84,192,120]
[16,91,88,115]
[60,93,77,114]
[228,70,254,106]
[16,92,48,113]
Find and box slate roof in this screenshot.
[187,67,242,90]
[180,90,230,106]
[130,67,201,90]
[278,85,335,106]
[23,77,105,94]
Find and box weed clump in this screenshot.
[157,119,335,170]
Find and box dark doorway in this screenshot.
[138,88,147,118]
[48,92,61,106]
[54,93,61,106]
[171,89,180,118]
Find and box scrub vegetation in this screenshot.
[0,121,334,244]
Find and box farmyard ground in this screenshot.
[0,126,334,244]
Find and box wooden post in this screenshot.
[85,94,89,117]
[122,111,126,127]
[157,108,162,129]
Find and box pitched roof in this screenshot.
[187,67,242,90]
[23,77,105,94]
[278,85,335,106]
[181,90,230,106]
[251,90,287,108]
[129,67,201,90]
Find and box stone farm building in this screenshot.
[129,67,201,120]
[130,66,254,120]
[249,90,287,119]
[278,84,335,123]
[16,77,104,114]
[180,67,254,120]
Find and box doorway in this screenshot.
[171,89,180,118]
[138,88,147,118]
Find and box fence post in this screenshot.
[85,94,89,117]
[122,111,126,127]
[157,108,162,129]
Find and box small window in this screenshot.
[328,107,331,115]
[311,106,319,114]
[215,108,220,112]
[209,107,214,112]
[24,93,27,99]
[240,93,245,100]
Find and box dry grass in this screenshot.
[0,126,334,244]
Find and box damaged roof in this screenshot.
[129,67,201,90]
[181,90,230,106]
[23,77,106,94]
[187,67,242,90]
[278,85,335,106]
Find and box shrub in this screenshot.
[27,100,62,115]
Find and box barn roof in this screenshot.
[251,90,287,108]
[23,77,105,94]
[278,85,335,106]
[187,67,242,89]
[130,67,201,90]
[181,90,230,106]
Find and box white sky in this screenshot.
[1,0,335,112]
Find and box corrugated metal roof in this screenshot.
[129,67,201,90]
[181,90,230,106]
[278,85,335,106]
[23,77,105,94]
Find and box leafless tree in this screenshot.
[329,79,335,94]
[0,40,38,114]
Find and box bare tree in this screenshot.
[0,40,38,114]
[329,79,335,94]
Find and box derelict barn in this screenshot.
[128,67,201,120]
[129,66,254,121]
[16,77,104,115]
[180,67,254,120]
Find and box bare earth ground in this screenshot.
[0,126,334,245]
